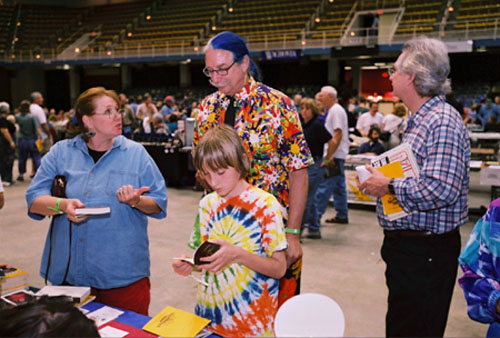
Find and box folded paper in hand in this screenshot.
[371,143,420,221]
[174,241,220,266]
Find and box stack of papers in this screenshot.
[35,285,91,303]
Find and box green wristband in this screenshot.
[48,198,63,213]
[285,228,301,234]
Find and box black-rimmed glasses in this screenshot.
[203,59,239,77]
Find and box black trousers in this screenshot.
[381,229,461,337]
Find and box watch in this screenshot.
[388,179,395,194]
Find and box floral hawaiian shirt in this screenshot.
[193,76,313,223]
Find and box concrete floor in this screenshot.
[1,161,491,337]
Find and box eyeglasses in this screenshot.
[203,59,239,77]
[93,108,121,119]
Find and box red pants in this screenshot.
[91,277,150,315]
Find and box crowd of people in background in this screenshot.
[2,31,500,338]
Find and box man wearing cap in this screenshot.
[161,95,175,122]
[193,31,312,309]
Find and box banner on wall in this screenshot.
[261,50,300,61]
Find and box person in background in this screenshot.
[381,102,407,150]
[484,115,500,133]
[194,31,312,307]
[119,93,136,136]
[0,296,99,337]
[359,36,470,337]
[353,96,369,120]
[16,100,42,182]
[356,101,383,137]
[299,98,337,239]
[135,93,158,132]
[459,198,500,338]
[30,91,53,157]
[26,87,167,315]
[152,113,169,134]
[0,102,16,186]
[316,85,350,226]
[293,93,303,112]
[479,98,500,127]
[161,95,175,122]
[173,125,287,337]
[314,91,327,124]
[358,125,385,155]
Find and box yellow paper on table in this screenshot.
[142,305,210,338]
[35,138,43,152]
[377,161,405,219]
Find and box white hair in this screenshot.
[400,36,451,97]
[0,101,9,114]
[321,86,337,99]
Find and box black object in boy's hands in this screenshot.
[175,241,221,266]
[194,241,221,265]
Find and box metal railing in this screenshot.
[3,18,498,64]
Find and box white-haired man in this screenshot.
[360,37,470,337]
[311,85,350,238]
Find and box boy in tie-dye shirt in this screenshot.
[173,125,287,337]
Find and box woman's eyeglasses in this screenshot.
[93,108,121,119]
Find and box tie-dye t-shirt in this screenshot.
[195,185,287,337]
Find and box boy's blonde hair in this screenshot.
[194,125,250,179]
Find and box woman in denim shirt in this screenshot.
[26,87,167,315]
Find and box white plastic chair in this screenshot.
[274,293,345,337]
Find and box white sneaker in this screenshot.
[3,181,11,187]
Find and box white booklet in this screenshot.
[75,207,111,217]
[35,285,91,303]
[87,306,124,327]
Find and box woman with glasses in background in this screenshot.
[25,87,167,315]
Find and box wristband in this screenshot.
[322,158,332,164]
[48,198,63,213]
[285,228,301,234]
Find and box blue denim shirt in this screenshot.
[26,135,167,289]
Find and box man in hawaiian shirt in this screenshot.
[193,31,313,306]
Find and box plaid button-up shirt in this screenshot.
[378,96,471,234]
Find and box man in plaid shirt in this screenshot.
[360,37,470,337]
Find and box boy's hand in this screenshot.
[199,239,239,273]
[172,255,194,276]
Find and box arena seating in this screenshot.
[0,0,499,59]
[454,0,500,30]
[214,0,320,44]
[117,0,226,51]
[0,3,15,55]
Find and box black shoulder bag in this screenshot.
[45,175,72,285]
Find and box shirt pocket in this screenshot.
[105,170,138,196]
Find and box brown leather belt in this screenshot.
[383,227,459,239]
